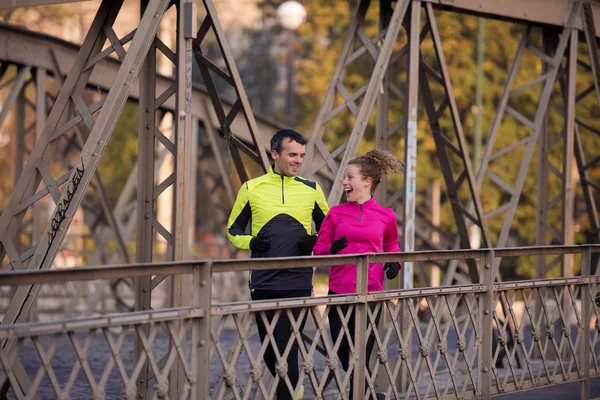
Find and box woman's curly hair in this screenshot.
[348,149,404,194]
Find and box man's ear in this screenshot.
[271,149,279,160]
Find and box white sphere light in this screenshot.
[276,1,307,31]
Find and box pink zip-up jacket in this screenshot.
[313,197,401,294]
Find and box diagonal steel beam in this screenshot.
[194,0,270,173]
[50,57,131,267]
[328,0,411,205]
[300,0,371,178]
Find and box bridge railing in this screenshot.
[1,245,599,399]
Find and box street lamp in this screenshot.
[276,1,306,128]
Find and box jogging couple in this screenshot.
[227,129,403,400]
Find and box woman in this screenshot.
[313,149,403,400]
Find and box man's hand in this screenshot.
[383,262,400,280]
[250,235,271,253]
[330,236,348,254]
[299,234,318,254]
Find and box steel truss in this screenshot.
[0,0,599,396]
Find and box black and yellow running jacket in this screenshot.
[227,166,329,290]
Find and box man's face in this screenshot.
[271,139,306,177]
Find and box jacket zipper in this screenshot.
[359,204,363,223]
[281,176,285,204]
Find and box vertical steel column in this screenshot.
[479,250,495,399]
[13,85,25,187]
[354,255,369,399]
[135,1,157,396]
[533,31,552,363]
[580,246,592,400]
[173,0,195,307]
[395,3,420,393]
[188,118,199,249]
[33,67,46,244]
[376,0,392,207]
[12,84,25,254]
[191,262,211,399]
[375,2,393,393]
[171,1,195,396]
[562,31,577,278]
[535,30,552,280]
[402,1,420,290]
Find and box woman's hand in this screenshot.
[383,262,400,280]
[330,236,348,254]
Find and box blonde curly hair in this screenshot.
[348,149,404,194]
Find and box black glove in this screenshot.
[383,262,400,280]
[330,236,348,254]
[250,235,271,253]
[299,234,318,255]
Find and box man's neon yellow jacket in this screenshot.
[227,166,329,290]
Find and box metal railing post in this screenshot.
[580,246,591,400]
[191,262,211,399]
[353,255,369,399]
[479,250,494,399]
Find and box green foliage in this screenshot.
[96,101,139,204]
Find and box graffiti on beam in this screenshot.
[47,159,85,247]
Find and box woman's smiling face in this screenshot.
[342,164,372,203]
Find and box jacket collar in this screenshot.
[269,165,296,181]
[348,196,376,207]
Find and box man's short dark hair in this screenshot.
[270,129,307,153]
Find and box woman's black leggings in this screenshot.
[327,289,382,398]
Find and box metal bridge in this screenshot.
[0,0,600,398]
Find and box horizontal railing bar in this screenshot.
[494,276,600,290]
[212,294,361,315]
[368,284,485,300]
[0,245,599,286]
[0,263,199,285]
[0,306,203,339]
[213,284,484,315]
[493,245,600,257]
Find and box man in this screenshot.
[227,129,329,400]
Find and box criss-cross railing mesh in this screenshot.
[0,315,194,399]
[490,280,597,394]
[208,289,486,400]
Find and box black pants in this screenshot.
[328,289,381,399]
[251,289,312,400]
